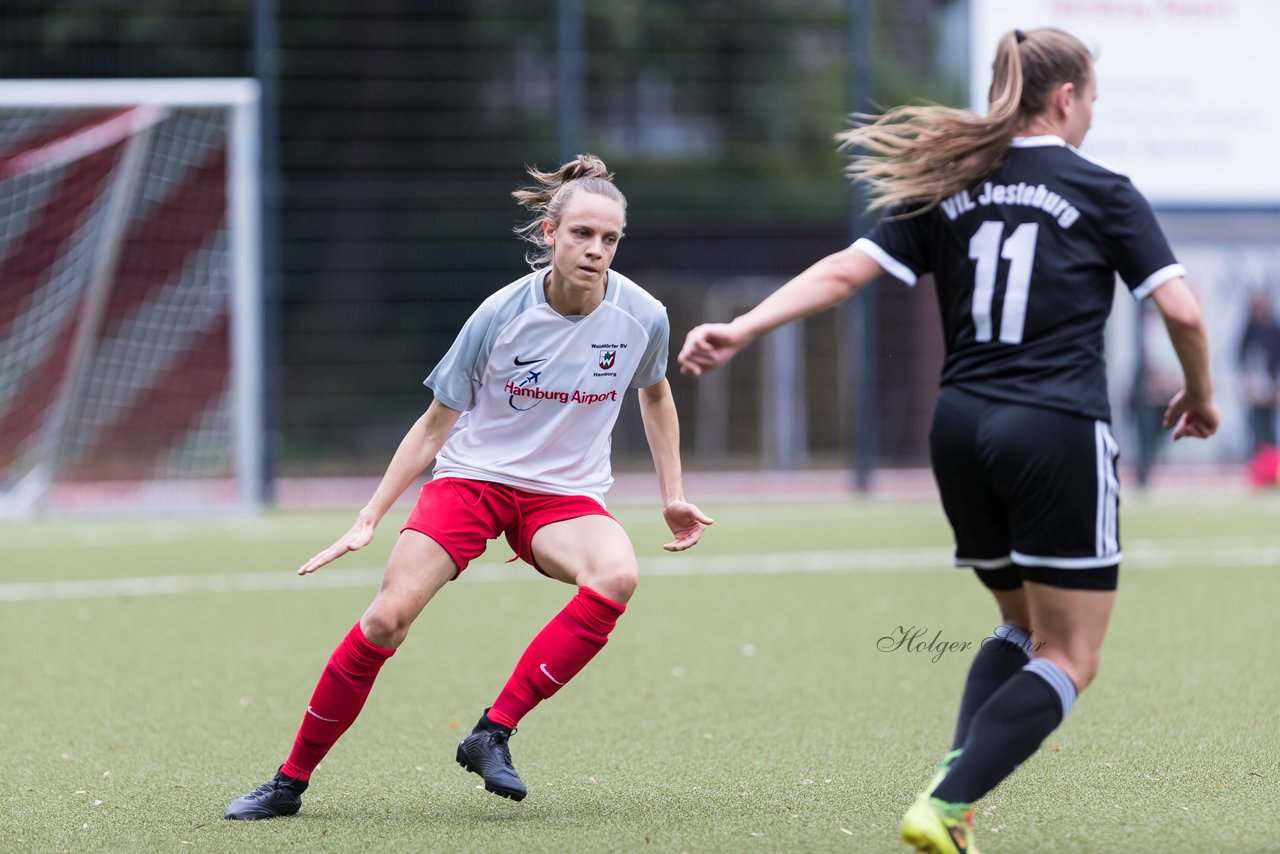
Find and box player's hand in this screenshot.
[661,500,714,551]
[298,513,377,575]
[678,322,750,376]
[1162,390,1220,440]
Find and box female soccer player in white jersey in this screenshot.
[225,154,712,820]
[679,28,1217,854]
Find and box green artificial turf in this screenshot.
[2,492,1277,852]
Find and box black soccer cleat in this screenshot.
[224,768,308,820]
[456,712,528,801]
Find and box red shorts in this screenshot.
[401,477,615,576]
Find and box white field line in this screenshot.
[1,539,1277,603]
[3,518,1277,551]
[4,509,939,548]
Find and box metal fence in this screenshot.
[3,1,1275,486]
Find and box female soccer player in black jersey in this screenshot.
[680,27,1217,854]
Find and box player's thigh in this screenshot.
[930,386,1011,565]
[984,407,1121,567]
[530,514,639,602]
[361,530,458,647]
[979,572,1030,629]
[1023,580,1116,690]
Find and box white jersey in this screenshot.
[425,267,669,504]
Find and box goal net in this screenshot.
[0,80,262,515]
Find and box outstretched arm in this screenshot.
[1151,277,1219,440]
[678,244,885,376]
[637,378,713,551]
[298,399,463,575]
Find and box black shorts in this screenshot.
[930,386,1121,589]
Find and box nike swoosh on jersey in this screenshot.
[514,356,547,366]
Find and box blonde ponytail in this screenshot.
[837,27,1092,214]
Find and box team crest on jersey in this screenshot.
[598,350,616,370]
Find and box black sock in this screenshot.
[476,708,513,734]
[932,659,1077,804]
[273,767,308,791]
[950,624,1032,750]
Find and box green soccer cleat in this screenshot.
[901,795,980,854]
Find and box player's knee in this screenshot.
[1072,650,1102,691]
[583,561,638,604]
[1056,648,1101,692]
[360,606,412,649]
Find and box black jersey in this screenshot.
[859,135,1182,421]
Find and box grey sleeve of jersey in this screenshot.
[631,307,670,388]
[423,300,500,411]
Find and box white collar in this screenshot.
[1011,134,1068,148]
[529,267,617,312]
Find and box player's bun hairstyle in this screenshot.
[513,153,627,270]
[837,27,1093,214]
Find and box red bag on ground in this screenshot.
[1249,445,1280,488]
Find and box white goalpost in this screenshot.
[0,79,263,515]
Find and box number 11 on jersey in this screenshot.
[969,221,1039,345]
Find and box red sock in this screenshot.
[488,587,626,728]
[280,623,395,781]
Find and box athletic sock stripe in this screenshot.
[1024,658,1077,717]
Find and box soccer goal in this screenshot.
[0,80,263,516]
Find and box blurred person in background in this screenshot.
[1130,301,1186,483]
[1238,289,1280,454]
[679,27,1216,854]
[224,155,712,820]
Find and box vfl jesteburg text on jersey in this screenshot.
[857,135,1183,421]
